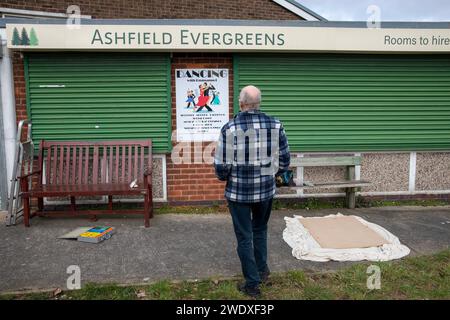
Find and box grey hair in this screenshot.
[239,85,261,110]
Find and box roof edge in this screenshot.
[272,0,327,21]
[2,19,450,29]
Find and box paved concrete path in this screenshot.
[0,206,449,292]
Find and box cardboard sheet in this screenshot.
[299,215,389,249]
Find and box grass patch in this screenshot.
[272,198,449,211]
[43,197,449,216]
[153,198,450,214]
[272,198,345,210]
[2,250,449,300]
[46,202,229,215]
[155,203,228,215]
[355,198,450,208]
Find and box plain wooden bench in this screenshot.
[280,156,371,208]
[19,140,154,227]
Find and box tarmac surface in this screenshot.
[0,206,449,293]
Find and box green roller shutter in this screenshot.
[25,52,170,152]
[235,53,450,152]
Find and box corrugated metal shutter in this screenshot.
[235,54,450,152]
[26,53,170,152]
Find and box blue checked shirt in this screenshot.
[214,109,290,203]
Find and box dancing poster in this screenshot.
[175,68,229,142]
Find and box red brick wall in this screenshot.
[1,0,300,20]
[167,53,233,203]
[12,52,27,123]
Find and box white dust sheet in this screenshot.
[283,213,410,262]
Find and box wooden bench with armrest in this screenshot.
[19,140,154,227]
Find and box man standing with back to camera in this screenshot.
[214,85,291,298]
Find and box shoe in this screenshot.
[259,269,271,285]
[237,282,261,298]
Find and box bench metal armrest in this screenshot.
[144,168,152,176]
[144,168,152,190]
[18,170,42,180]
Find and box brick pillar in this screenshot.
[13,52,27,123]
[167,53,233,203]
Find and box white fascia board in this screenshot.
[272,0,321,21]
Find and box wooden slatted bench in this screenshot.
[280,156,371,208]
[19,140,154,227]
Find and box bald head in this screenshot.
[239,85,261,111]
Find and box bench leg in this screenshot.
[149,184,154,219]
[346,187,356,209]
[345,165,356,209]
[38,197,43,212]
[23,196,31,227]
[108,195,113,211]
[144,192,150,228]
[70,197,76,211]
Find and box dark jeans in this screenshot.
[227,198,273,288]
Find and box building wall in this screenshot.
[5,0,298,204]
[5,2,450,204]
[277,152,450,200]
[416,152,450,191]
[11,51,231,204]
[0,0,299,20]
[11,50,450,204]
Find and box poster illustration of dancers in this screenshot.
[176,68,229,141]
